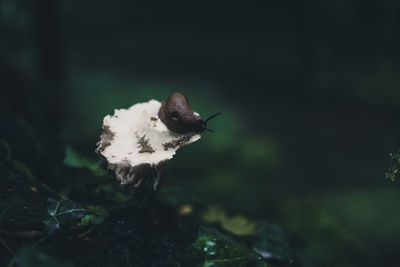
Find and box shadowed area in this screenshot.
[1,1,400,266]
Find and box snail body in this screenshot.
[158,92,220,134]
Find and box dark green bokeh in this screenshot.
[1,1,400,266]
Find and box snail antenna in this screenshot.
[201,125,214,132]
[205,112,221,122]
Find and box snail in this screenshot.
[158,92,221,134]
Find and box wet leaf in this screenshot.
[251,224,299,266]
[193,226,266,267]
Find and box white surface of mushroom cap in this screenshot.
[96,99,201,187]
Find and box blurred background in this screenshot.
[1,0,400,266]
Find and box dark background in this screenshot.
[1,1,400,266]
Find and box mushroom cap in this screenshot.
[95,99,201,189]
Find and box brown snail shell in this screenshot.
[158,92,220,134]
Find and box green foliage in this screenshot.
[80,205,109,226]
[385,151,400,181]
[63,145,137,204]
[193,227,266,267]
[281,189,400,266]
[202,206,261,236]
[64,146,106,176]
[43,198,89,234]
[15,247,76,267]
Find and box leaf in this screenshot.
[193,226,266,267]
[47,198,61,217]
[202,206,260,236]
[80,205,109,226]
[64,146,106,176]
[43,198,89,234]
[43,217,61,234]
[251,224,299,266]
[15,247,76,267]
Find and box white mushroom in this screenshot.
[95,99,201,190]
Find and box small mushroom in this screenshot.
[95,93,219,190]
